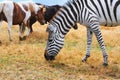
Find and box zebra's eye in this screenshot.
[48,32,54,42]
[48,38,53,42]
[48,35,53,42]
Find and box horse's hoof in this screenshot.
[23,36,27,40]
[103,63,108,66]
[0,41,2,46]
[19,36,27,41]
[19,37,23,41]
[9,39,13,42]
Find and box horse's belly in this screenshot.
[12,18,24,25]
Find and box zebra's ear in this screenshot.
[46,25,55,32]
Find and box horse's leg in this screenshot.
[30,18,35,33]
[0,20,2,28]
[19,24,23,41]
[0,20,2,44]
[0,20,2,32]
[4,13,13,41]
[82,28,93,62]
[29,17,37,33]
[3,3,14,41]
[7,20,13,41]
[19,23,26,41]
[30,21,33,33]
[26,20,31,36]
[7,12,13,41]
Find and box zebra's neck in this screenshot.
[51,0,79,35]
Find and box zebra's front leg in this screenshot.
[82,28,93,62]
[93,27,108,66]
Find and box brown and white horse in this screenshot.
[0,1,45,41]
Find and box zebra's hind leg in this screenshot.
[92,26,108,66]
[82,28,93,62]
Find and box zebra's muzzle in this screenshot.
[44,50,55,61]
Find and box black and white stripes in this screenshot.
[45,0,120,66]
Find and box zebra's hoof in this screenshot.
[82,59,87,62]
[82,55,90,62]
[103,63,108,66]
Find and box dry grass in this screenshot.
[0,22,120,80]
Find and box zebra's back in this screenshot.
[85,0,120,26]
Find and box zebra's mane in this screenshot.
[49,7,62,24]
[64,0,79,7]
[49,0,77,25]
[65,0,74,6]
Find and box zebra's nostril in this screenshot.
[44,50,55,61]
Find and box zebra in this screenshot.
[44,0,120,66]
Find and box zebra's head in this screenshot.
[44,24,64,60]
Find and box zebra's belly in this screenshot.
[90,0,120,27]
[99,18,120,27]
